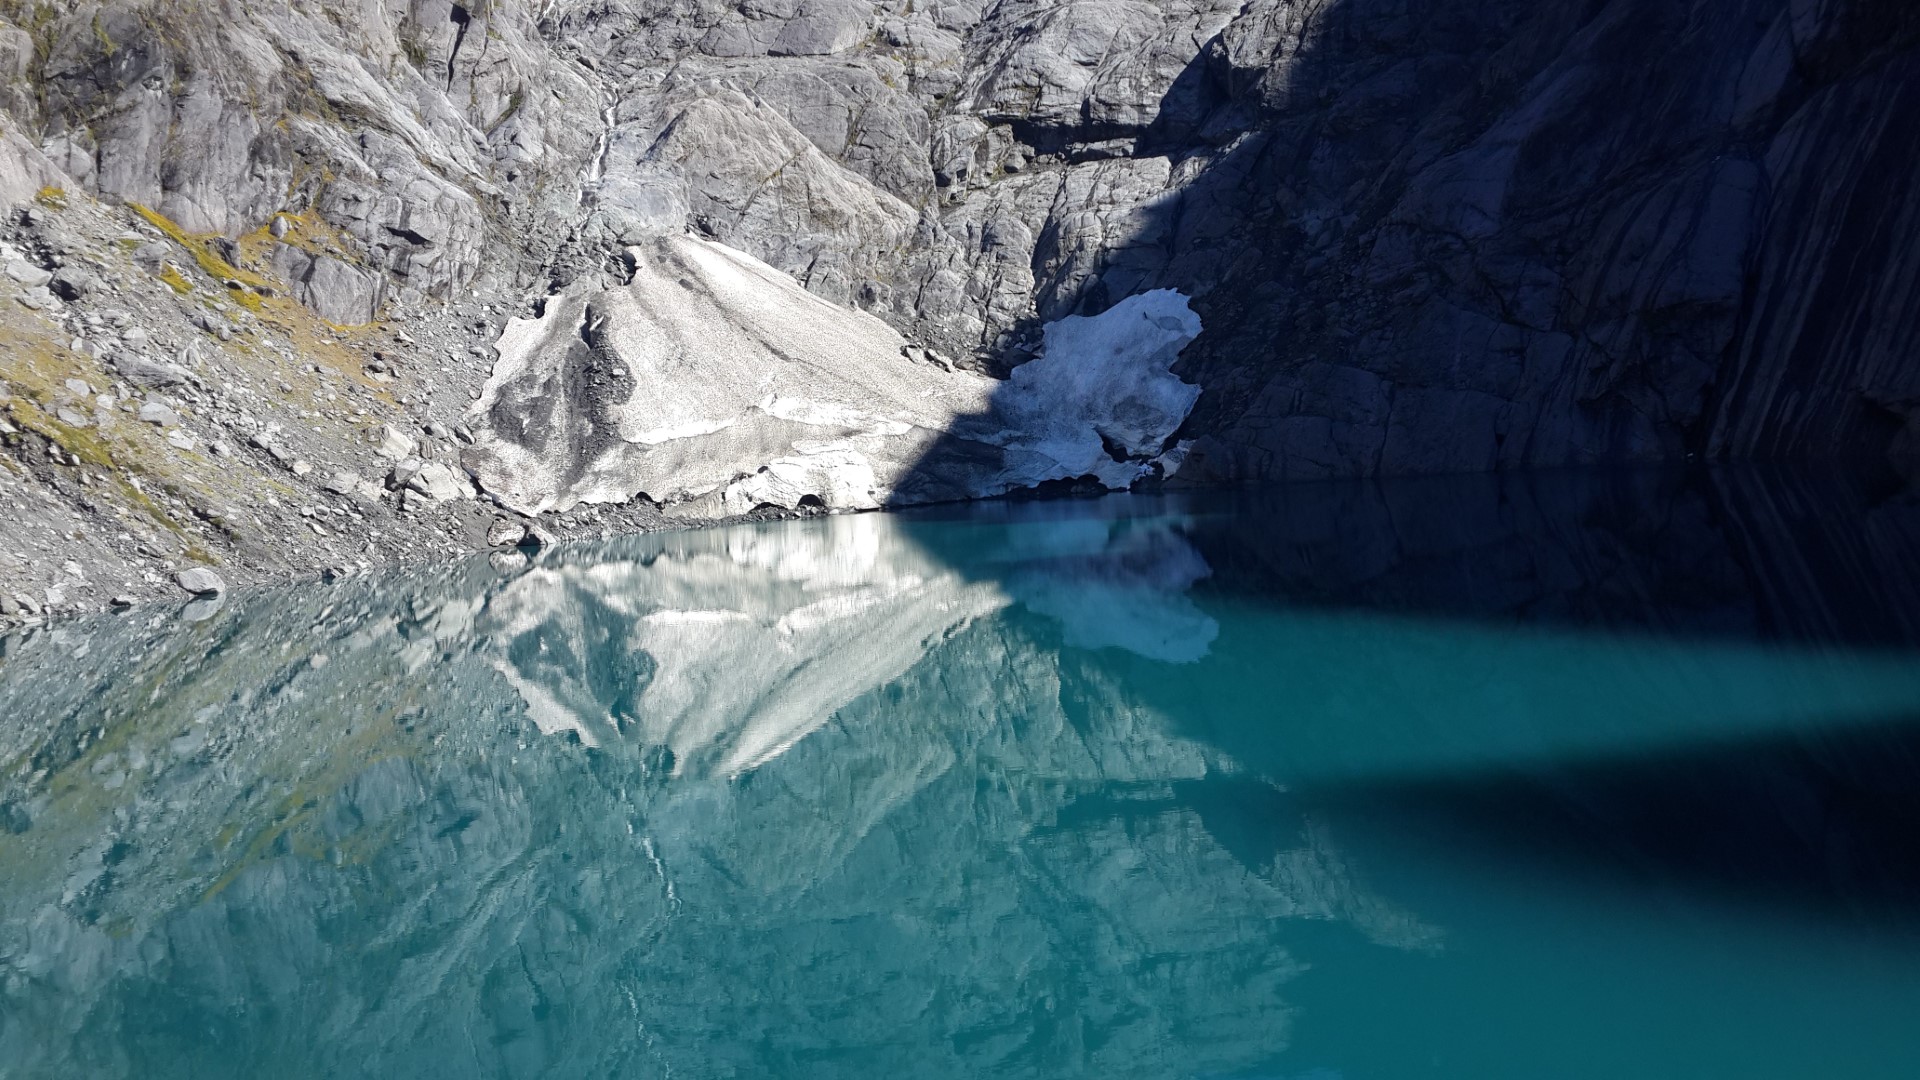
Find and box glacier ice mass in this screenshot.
[993,288,1205,491]
[462,235,1203,517]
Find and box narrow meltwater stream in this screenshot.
[580,100,617,204]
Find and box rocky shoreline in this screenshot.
[0,189,693,628]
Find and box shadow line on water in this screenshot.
[1295,712,1920,937]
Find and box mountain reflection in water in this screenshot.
[2,465,1919,1079]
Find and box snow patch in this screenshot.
[463,237,1205,516]
[995,289,1204,487]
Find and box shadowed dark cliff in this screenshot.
[1125,0,1920,479]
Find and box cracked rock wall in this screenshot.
[1,0,1913,501]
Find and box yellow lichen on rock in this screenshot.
[238,209,356,264]
[129,202,277,304]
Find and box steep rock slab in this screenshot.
[463,235,1204,517]
[0,124,64,207]
[8,0,599,321]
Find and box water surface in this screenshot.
[3,466,1919,1078]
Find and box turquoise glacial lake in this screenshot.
[2,466,1919,1078]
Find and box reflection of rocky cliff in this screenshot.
[6,467,1920,1076]
[0,505,1423,1079]
[1119,465,1920,784]
[1177,464,1920,647]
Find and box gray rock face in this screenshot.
[0,0,1912,506]
[405,461,469,502]
[136,401,178,427]
[323,470,362,497]
[6,1,598,316]
[48,265,98,301]
[113,356,188,389]
[371,423,418,462]
[1161,0,1920,478]
[4,256,49,287]
[269,244,384,327]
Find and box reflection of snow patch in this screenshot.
[1008,520,1219,663]
[484,510,1222,772]
[483,514,1011,776]
[1029,583,1219,664]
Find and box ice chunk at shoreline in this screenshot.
[992,289,1204,489]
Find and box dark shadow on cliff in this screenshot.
[895,0,1920,502]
